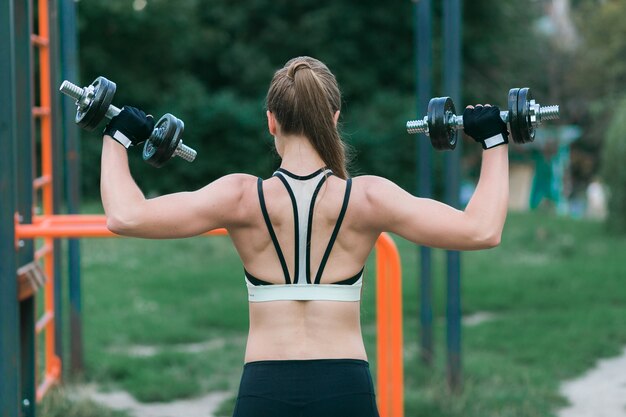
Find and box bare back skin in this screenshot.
[229,173,379,362]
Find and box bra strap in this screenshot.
[257,177,291,284]
[273,173,300,284]
[314,178,352,284]
[305,174,329,284]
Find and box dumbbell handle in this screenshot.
[60,80,121,119]
[406,104,560,135]
[59,80,197,162]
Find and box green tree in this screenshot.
[76,0,547,197]
[601,95,626,233]
[567,1,626,179]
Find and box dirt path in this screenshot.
[557,346,626,417]
[74,385,231,417]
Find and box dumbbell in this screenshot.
[59,76,197,168]
[406,87,560,150]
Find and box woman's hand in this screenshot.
[103,106,154,148]
[463,104,509,150]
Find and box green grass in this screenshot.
[400,212,626,417]
[40,386,131,417]
[53,210,626,417]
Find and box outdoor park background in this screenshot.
[40,0,626,416]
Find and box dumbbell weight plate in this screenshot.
[76,76,116,131]
[142,113,184,168]
[428,97,457,150]
[508,88,522,144]
[517,87,534,144]
[442,97,458,150]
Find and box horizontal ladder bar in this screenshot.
[35,311,54,333]
[32,106,51,117]
[30,34,49,47]
[35,243,53,260]
[33,175,52,189]
[36,365,61,402]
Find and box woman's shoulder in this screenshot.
[203,173,259,201]
[351,174,393,186]
[348,175,407,212]
[351,175,401,197]
[343,175,407,232]
[352,175,412,211]
[214,173,259,186]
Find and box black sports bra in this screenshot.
[244,168,363,302]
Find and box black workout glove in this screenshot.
[103,106,154,148]
[463,105,509,150]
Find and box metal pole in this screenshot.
[415,0,434,366]
[0,1,21,415]
[50,0,66,369]
[59,0,84,374]
[14,0,37,414]
[443,0,463,393]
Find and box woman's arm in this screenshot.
[101,137,251,238]
[363,105,510,250]
[363,144,508,250]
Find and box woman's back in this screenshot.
[228,169,380,362]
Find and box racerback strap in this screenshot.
[256,169,353,286]
[257,177,291,284]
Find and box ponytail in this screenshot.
[266,57,349,179]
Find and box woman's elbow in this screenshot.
[474,229,502,249]
[483,232,502,249]
[463,225,502,250]
[106,214,138,236]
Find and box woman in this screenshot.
[101,56,509,416]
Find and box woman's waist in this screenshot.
[244,324,367,363]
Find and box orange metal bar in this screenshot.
[34,214,109,224]
[377,238,391,416]
[388,237,404,417]
[16,215,228,239]
[33,0,61,402]
[376,233,404,417]
[38,0,52,218]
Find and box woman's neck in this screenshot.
[278,134,326,175]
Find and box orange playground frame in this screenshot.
[16,217,404,417]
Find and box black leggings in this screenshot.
[232,359,380,417]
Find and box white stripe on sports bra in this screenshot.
[246,274,363,302]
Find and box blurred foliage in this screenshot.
[76,0,552,197]
[570,0,626,133]
[601,95,626,233]
[567,0,626,190]
[561,0,626,218]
